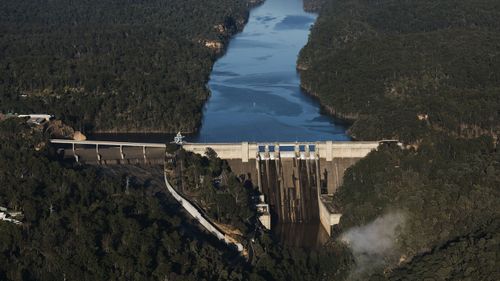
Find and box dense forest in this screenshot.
[303,0,327,12]
[0,119,353,281]
[299,0,500,142]
[299,0,500,280]
[0,119,245,280]
[335,138,500,280]
[0,0,261,133]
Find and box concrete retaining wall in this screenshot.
[163,172,243,252]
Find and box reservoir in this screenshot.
[194,0,349,143]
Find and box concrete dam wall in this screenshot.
[227,157,361,226]
[183,141,379,162]
[51,139,389,235]
[259,158,320,223]
[227,157,362,200]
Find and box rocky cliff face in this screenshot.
[200,0,264,56]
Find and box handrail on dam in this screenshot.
[49,139,167,148]
[49,139,396,147]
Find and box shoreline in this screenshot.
[88,0,265,136]
[91,0,354,142]
[297,78,358,140]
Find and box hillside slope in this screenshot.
[299,1,500,279]
[299,0,500,142]
[0,0,260,133]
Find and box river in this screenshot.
[194,0,348,143]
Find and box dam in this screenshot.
[50,139,389,238]
[186,141,389,236]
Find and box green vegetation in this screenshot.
[303,0,327,12]
[299,0,500,279]
[299,0,500,142]
[336,138,500,280]
[0,119,349,280]
[0,119,245,280]
[167,147,256,234]
[0,0,259,133]
[386,222,499,281]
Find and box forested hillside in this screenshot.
[167,147,257,235]
[0,119,350,281]
[0,119,246,280]
[299,0,500,280]
[336,138,500,280]
[303,0,326,12]
[299,0,500,142]
[0,0,260,133]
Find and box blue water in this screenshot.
[194,0,349,142]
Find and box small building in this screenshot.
[18,114,54,126]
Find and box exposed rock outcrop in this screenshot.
[73,131,87,141]
[45,120,75,139]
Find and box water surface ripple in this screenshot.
[194,0,349,142]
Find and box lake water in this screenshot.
[193,0,349,143]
